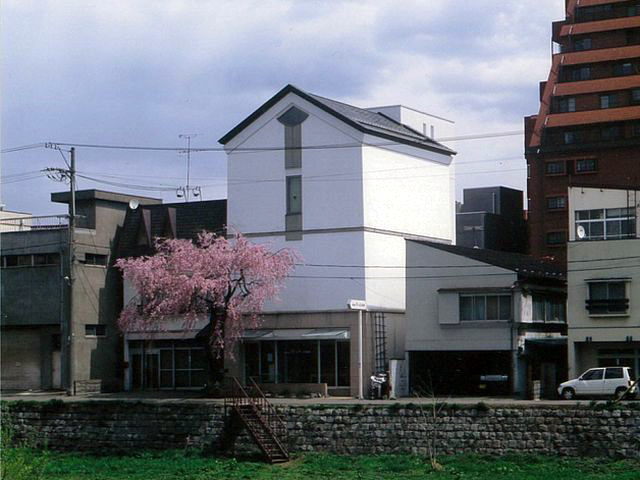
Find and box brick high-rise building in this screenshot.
[525,0,640,264]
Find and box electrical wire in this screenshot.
[3,152,524,190]
[298,254,640,269]
[287,261,640,279]
[1,128,524,155]
[0,143,45,154]
[76,174,179,192]
[1,172,45,184]
[3,237,638,275]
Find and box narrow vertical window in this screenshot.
[285,175,302,239]
[286,176,302,214]
[278,106,308,169]
[279,106,307,239]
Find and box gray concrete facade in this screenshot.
[1,190,161,393]
[567,238,640,380]
[227,310,406,398]
[405,240,567,398]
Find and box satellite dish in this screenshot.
[128,199,139,210]
[577,225,586,239]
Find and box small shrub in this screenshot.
[388,402,402,412]
[1,414,49,480]
[474,401,491,413]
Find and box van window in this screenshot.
[582,369,603,380]
[605,367,623,379]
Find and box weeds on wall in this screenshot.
[1,413,49,480]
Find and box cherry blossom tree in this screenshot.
[116,232,297,388]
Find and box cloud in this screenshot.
[2,0,563,213]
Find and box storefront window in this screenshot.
[128,340,206,390]
[260,341,276,383]
[243,339,350,387]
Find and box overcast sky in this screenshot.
[1,0,564,216]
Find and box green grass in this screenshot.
[8,451,639,480]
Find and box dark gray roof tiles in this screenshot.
[117,199,226,258]
[305,92,448,151]
[413,240,566,280]
[219,84,455,155]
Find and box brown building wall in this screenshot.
[526,3,640,264]
[527,145,640,263]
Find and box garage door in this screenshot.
[1,330,41,390]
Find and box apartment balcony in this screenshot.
[559,15,640,38]
[555,44,640,65]
[544,104,640,128]
[554,74,640,95]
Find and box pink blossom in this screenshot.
[117,232,297,356]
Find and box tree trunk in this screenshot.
[201,306,226,396]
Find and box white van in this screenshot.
[557,367,637,400]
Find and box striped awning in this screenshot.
[242,328,350,340]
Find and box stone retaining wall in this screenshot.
[2,400,639,458]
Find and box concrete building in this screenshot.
[525,0,640,264]
[1,190,160,392]
[567,186,640,380]
[456,186,526,252]
[115,199,227,391]
[406,241,566,398]
[220,84,456,397]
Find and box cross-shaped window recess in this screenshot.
[278,106,308,169]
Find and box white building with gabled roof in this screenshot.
[219,84,456,397]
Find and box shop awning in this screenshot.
[524,337,567,347]
[242,328,350,340]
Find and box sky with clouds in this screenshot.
[2,0,565,216]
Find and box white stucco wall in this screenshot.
[226,93,365,234]
[363,232,406,310]
[362,142,454,240]
[256,230,367,312]
[225,91,455,313]
[405,241,517,352]
[567,238,640,334]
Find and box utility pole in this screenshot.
[43,144,77,394]
[68,147,76,394]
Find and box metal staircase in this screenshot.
[373,312,387,373]
[226,377,289,463]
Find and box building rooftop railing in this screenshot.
[0,214,69,232]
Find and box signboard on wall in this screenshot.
[347,299,367,310]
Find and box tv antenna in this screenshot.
[178,133,201,202]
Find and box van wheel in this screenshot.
[561,388,575,400]
[615,387,627,399]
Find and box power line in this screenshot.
[299,254,640,269]
[2,129,525,155]
[288,262,640,280]
[3,154,525,190]
[1,171,45,184]
[297,262,555,270]
[437,131,523,142]
[76,174,178,192]
[0,143,45,154]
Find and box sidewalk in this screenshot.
[3,389,636,406]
